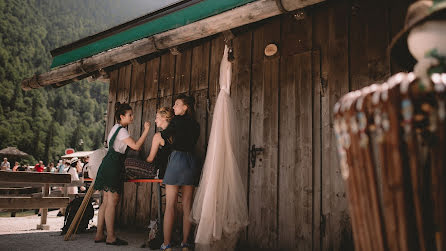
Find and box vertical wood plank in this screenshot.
[191,89,208,163]
[227,29,253,245]
[117,64,132,103]
[350,0,390,92]
[135,99,157,226]
[122,100,143,226]
[144,57,161,100]
[159,53,176,99]
[313,1,354,250]
[279,51,313,250]
[230,29,253,193]
[312,50,322,251]
[105,69,119,139]
[114,64,132,225]
[207,35,225,142]
[190,41,211,92]
[174,48,192,95]
[130,62,146,102]
[248,16,280,248]
[159,53,176,108]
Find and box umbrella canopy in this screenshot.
[0,147,29,157]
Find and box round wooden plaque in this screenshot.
[264,44,278,56]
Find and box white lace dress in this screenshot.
[191,45,249,250]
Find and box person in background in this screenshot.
[67,158,80,195]
[12,162,19,172]
[17,164,26,171]
[82,156,91,179]
[57,160,65,173]
[35,161,45,172]
[48,162,56,172]
[1,158,10,171]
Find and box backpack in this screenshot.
[61,196,94,235]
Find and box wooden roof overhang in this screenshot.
[21,0,325,91]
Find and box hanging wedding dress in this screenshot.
[191,45,249,250]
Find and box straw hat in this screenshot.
[389,0,446,70]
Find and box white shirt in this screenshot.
[108,124,130,154]
[67,167,79,194]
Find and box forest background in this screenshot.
[0,0,168,164]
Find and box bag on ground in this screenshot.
[61,196,94,235]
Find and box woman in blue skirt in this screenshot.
[160,94,200,251]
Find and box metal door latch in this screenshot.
[250,144,264,168]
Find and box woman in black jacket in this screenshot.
[160,94,200,251]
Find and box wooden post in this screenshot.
[37,184,50,230]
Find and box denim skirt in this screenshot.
[163,151,201,186]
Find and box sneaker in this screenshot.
[181,242,194,251]
[160,243,172,251]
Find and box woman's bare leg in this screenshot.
[95,192,108,241]
[163,185,179,246]
[181,185,194,244]
[105,191,120,243]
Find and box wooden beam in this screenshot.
[21,0,325,90]
[0,197,69,209]
[0,171,71,184]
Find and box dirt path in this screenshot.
[0,210,167,250]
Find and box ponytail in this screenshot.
[115,102,132,122]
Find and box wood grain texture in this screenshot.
[144,57,161,100]
[248,16,280,248]
[279,51,313,250]
[190,41,211,92]
[207,35,225,143]
[117,64,132,103]
[130,62,146,102]
[174,48,192,95]
[312,50,322,251]
[159,53,176,98]
[0,197,69,209]
[0,171,71,184]
[105,69,119,138]
[313,1,354,250]
[349,0,390,92]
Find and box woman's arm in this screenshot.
[123,122,151,151]
[146,133,165,163]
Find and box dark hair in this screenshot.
[175,94,195,117]
[115,102,132,122]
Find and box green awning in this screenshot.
[50,0,256,68]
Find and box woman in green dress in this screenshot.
[94,102,151,245]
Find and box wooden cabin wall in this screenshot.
[104,0,412,249]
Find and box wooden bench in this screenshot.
[0,171,71,230]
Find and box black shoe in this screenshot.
[106,238,128,246]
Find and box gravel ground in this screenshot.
[0,209,171,251]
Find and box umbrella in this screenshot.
[0,147,29,157]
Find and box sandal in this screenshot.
[160,243,172,251]
[181,242,194,251]
[106,238,128,246]
[94,238,106,243]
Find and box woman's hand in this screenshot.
[144,121,151,131]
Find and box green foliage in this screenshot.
[0,0,151,164]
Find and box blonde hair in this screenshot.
[157,107,174,122]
